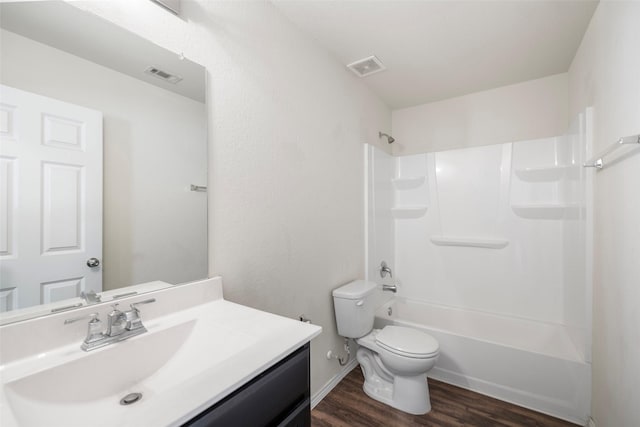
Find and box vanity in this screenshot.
[186,343,311,426]
[0,277,322,427]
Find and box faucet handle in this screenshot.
[125,298,156,331]
[64,312,104,345]
[64,312,100,325]
[131,298,156,309]
[379,261,393,278]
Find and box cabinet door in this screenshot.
[278,397,310,427]
[185,344,310,427]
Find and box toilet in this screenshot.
[332,280,439,415]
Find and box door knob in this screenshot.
[86,258,100,268]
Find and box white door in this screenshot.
[0,84,103,311]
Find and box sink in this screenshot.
[2,304,254,427]
[0,277,322,427]
[5,321,195,404]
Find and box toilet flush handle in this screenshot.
[356,300,364,307]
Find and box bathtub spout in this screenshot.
[382,284,397,293]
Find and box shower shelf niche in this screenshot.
[391,205,428,219]
[514,165,578,182]
[511,203,580,220]
[430,236,509,249]
[392,176,426,190]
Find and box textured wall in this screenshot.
[568,2,640,426]
[74,0,391,397]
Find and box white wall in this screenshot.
[392,73,568,155]
[568,2,640,426]
[73,0,391,397]
[0,29,207,291]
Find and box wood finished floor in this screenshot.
[311,368,578,427]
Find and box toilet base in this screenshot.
[357,348,432,415]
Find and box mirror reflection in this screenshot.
[0,2,208,322]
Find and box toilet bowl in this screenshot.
[356,327,439,414]
[332,280,440,415]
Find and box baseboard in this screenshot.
[429,366,588,426]
[311,358,359,409]
[587,417,596,427]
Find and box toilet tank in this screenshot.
[332,280,377,338]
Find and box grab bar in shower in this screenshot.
[583,134,640,170]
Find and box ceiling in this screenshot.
[272,0,599,109]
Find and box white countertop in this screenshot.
[0,277,322,427]
[156,299,321,427]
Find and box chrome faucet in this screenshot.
[106,304,126,337]
[382,284,398,293]
[65,298,156,351]
[379,261,393,278]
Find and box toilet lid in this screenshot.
[375,326,439,358]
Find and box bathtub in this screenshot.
[374,298,590,425]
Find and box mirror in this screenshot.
[0,2,208,324]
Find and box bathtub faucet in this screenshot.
[382,284,397,293]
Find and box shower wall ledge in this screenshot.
[392,176,425,190]
[429,236,509,249]
[514,165,579,182]
[511,204,580,220]
[391,205,428,219]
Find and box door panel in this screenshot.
[42,162,83,253]
[0,103,18,141]
[40,277,84,305]
[42,114,85,151]
[0,156,17,257]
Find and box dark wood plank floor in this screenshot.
[312,367,578,427]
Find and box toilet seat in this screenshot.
[375,326,439,359]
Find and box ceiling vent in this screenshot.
[144,66,183,84]
[346,55,386,77]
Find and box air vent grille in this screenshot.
[144,66,183,84]
[347,56,386,77]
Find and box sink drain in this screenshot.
[120,392,143,405]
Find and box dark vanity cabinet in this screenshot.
[184,343,311,427]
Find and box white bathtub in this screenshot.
[374,298,590,425]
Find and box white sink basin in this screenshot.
[0,278,321,427]
[5,320,196,405]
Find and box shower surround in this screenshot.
[365,112,592,424]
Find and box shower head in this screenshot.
[379,131,395,144]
